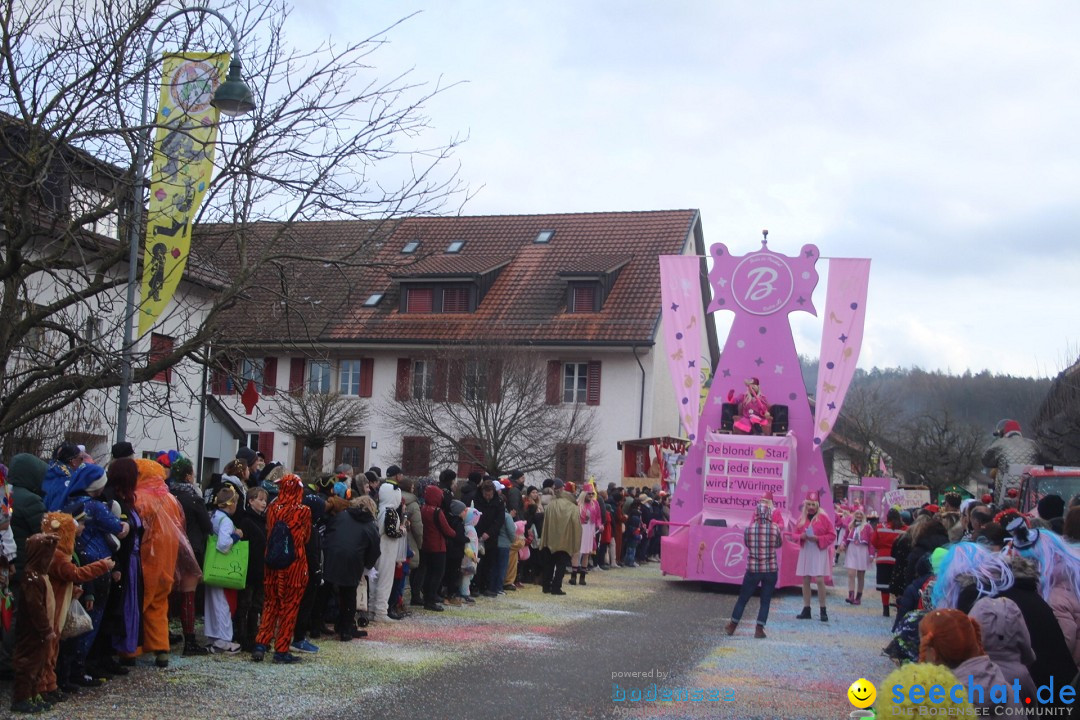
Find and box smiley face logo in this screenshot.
[847,678,876,709]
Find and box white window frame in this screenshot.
[308,361,331,394]
[412,359,434,401]
[339,359,362,396]
[563,362,588,404]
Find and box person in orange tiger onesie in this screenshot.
[41,512,113,701]
[253,473,311,664]
[132,459,196,668]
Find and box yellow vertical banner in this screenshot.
[138,52,229,336]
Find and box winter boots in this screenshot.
[820,607,829,622]
[578,567,587,586]
[796,606,812,620]
[568,568,578,585]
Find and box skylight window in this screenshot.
[363,293,384,307]
[446,240,465,253]
[401,241,420,254]
[534,230,555,244]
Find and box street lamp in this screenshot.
[115,7,255,444]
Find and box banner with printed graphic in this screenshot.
[812,258,871,448]
[659,255,707,442]
[138,52,229,336]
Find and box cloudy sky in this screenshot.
[288,1,1080,379]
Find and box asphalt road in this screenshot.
[3,563,896,720]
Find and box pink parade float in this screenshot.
[657,233,870,587]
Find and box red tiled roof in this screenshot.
[200,209,701,347]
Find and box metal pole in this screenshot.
[115,7,245,445]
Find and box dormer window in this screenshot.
[558,254,630,315]
[402,284,475,313]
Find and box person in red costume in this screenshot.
[252,474,311,664]
[792,491,834,622]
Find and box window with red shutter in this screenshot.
[571,284,597,313]
[442,287,469,313]
[406,287,433,313]
[554,442,587,484]
[457,438,485,478]
[149,334,174,383]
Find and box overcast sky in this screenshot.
[288,1,1080,379]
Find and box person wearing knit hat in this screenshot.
[235,446,258,469]
[110,442,135,461]
[919,608,1020,712]
[385,466,402,486]
[969,596,1037,702]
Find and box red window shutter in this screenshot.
[571,285,596,313]
[258,432,275,462]
[289,358,306,394]
[150,334,173,383]
[211,367,227,395]
[263,357,278,396]
[586,360,602,406]
[486,359,502,403]
[546,360,561,405]
[406,287,433,313]
[395,358,411,401]
[432,359,448,402]
[443,287,469,313]
[359,358,374,398]
[447,359,463,403]
[554,443,568,479]
[570,444,586,484]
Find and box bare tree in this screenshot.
[273,391,370,476]
[0,0,465,442]
[839,383,906,477]
[383,346,597,476]
[891,409,985,495]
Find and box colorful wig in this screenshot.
[931,541,1014,610]
[1014,527,1080,603]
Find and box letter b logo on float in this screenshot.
[732,253,793,316]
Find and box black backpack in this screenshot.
[265,519,297,570]
[383,506,404,539]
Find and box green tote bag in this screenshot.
[203,535,249,589]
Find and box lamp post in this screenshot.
[115,7,255,444]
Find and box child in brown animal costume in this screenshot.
[11,533,58,714]
[41,511,113,701]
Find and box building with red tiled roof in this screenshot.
[202,210,719,485]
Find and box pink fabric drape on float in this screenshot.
[812,258,871,448]
[659,255,706,442]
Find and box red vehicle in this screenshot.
[1018,466,1080,515]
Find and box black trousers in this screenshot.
[444,546,464,599]
[234,584,264,650]
[420,550,446,605]
[542,550,571,592]
[335,584,358,639]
